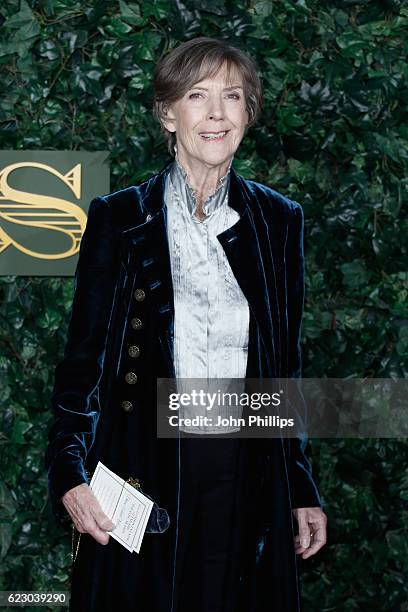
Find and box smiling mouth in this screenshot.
[199,130,230,141]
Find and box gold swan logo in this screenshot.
[0,161,87,260]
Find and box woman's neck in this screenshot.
[174,146,233,218]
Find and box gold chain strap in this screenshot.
[71,471,142,563]
[71,524,81,563]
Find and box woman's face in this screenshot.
[162,62,249,168]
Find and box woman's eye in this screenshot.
[188,92,240,100]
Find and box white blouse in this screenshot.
[164,151,249,434]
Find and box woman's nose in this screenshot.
[205,96,225,119]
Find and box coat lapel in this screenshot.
[120,159,278,378]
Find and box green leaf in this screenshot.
[119,0,144,25]
[340,261,369,289]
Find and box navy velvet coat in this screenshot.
[44,158,322,612]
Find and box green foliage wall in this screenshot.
[0,1,406,610]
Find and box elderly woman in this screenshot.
[45,37,327,612]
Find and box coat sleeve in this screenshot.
[44,195,120,524]
[286,202,323,509]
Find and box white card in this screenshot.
[89,461,154,553]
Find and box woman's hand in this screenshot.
[292,506,327,559]
[62,483,115,545]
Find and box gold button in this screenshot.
[134,288,146,302]
[121,400,133,412]
[128,345,141,358]
[125,372,138,384]
[131,317,143,330]
[125,372,137,385]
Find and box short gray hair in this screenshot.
[152,36,264,156]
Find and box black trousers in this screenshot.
[177,433,241,612]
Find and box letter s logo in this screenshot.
[0,162,87,260]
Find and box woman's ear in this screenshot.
[161,103,177,133]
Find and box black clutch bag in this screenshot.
[71,470,170,563]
